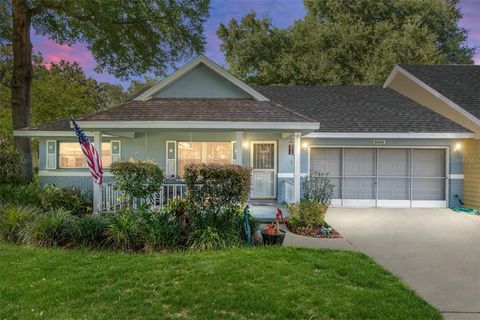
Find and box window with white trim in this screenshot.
[58,141,118,168]
[178,142,233,176]
[46,140,57,169]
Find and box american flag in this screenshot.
[71,117,103,184]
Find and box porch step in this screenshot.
[249,200,279,206]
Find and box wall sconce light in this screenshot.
[302,142,309,149]
[242,142,249,149]
[454,142,462,152]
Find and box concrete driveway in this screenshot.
[326,208,480,320]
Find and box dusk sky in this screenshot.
[31,0,480,88]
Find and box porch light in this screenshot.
[454,142,462,152]
[242,142,249,149]
[302,142,309,149]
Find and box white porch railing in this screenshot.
[101,183,188,212]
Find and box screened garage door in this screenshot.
[309,147,447,208]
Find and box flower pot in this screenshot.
[261,229,286,245]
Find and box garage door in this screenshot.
[309,147,447,208]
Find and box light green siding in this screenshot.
[153,64,252,99]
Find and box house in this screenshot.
[384,64,480,208]
[14,56,475,212]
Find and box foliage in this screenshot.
[0,183,42,207]
[111,159,164,203]
[217,0,474,85]
[39,185,92,216]
[0,147,22,184]
[302,172,334,211]
[0,205,40,242]
[20,208,78,247]
[104,212,143,251]
[0,244,443,320]
[287,199,326,232]
[74,214,108,249]
[139,207,183,252]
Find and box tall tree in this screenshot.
[217,0,474,86]
[1,0,209,182]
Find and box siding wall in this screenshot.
[463,139,480,209]
[38,135,465,207]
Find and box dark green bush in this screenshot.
[139,207,183,252]
[0,148,22,184]
[0,184,42,207]
[105,211,143,251]
[111,160,164,205]
[0,205,41,242]
[20,208,79,247]
[287,199,326,232]
[75,214,108,248]
[39,185,92,215]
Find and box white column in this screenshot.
[235,131,243,166]
[294,132,301,202]
[93,131,102,213]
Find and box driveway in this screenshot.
[326,208,480,320]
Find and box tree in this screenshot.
[2,0,209,182]
[0,55,113,148]
[217,0,474,86]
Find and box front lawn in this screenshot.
[0,244,441,319]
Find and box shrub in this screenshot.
[287,199,326,232]
[0,184,42,207]
[0,148,22,184]
[302,172,334,211]
[105,211,143,251]
[139,207,183,252]
[0,205,41,242]
[111,159,164,206]
[74,214,108,248]
[39,185,92,215]
[20,208,78,247]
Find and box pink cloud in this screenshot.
[32,37,96,68]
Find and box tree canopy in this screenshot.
[217,0,475,85]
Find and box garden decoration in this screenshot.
[242,205,252,245]
[276,208,284,223]
[261,214,286,245]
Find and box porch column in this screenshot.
[93,131,102,213]
[294,132,301,202]
[235,131,243,166]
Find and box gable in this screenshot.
[134,55,269,101]
[153,63,252,99]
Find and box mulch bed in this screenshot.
[285,223,342,239]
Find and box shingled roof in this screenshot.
[254,85,471,133]
[399,64,480,119]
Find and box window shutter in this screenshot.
[111,140,121,163]
[166,141,177,177]
[232,141,237,163]
[46,140,57,169]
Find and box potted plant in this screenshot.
[261,212,286,245]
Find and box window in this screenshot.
[59,142,115,168]
[178,142,232,176]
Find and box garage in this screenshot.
[309,147,448,208]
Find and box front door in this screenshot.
[251,141,277,199]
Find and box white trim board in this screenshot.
[303,132,474,139]
[74,120,319,131]
[277,173,308,178]
[39,171,113,177]
[135,55,270,102]
[449,174,464,180]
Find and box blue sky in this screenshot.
[31,0,479,88]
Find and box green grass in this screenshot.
[0,244,441,320]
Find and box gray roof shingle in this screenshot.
[254,85,471,133]
[75,98,315,123]
[399,64,480,119]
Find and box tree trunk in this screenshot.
[11,0,33,182]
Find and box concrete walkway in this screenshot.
[326,208,480,320]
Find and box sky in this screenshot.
[31,0,480,88]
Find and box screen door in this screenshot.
[251,141,277,198]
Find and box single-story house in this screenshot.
[14,56,477,211]
[384,64,480,208]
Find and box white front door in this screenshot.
[251,141,277,199]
